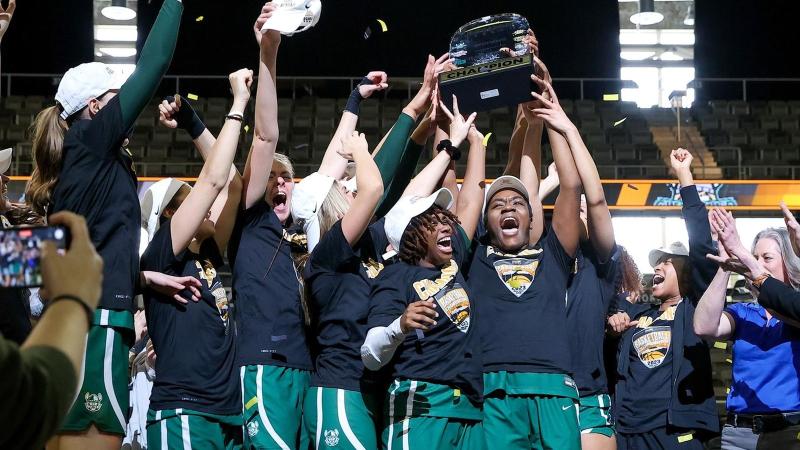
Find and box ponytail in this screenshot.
[26,106,68,216]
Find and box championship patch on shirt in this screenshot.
[362,257,384,279]
[632,325,671,368]
[434,282,471,333]
[196,260,231,329]
[492,257,538,298]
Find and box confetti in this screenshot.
[377,19,388,32]
[363,26,372,40]
[725,358,732,364]
[713,341,727,350]
[603,93,619,101]
[453,389,461,397]
[195,16,204,22]
[727,388,731,394]
[244,125,250,133]
[187,93,199,101]
[613,117,627,127]
[677,434,693,443]
[626,184,639,190]
[482,132,493,147]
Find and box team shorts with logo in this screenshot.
[60,321,133,435]
[147,408,243,450]
[240,365,310,449]
[303,387,380,450]
[578,394,615,437]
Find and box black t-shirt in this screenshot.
[470,228,574,374]
[566,242,620,397]
[304,219,390,392]
[228,201,312,370]
[140,221,240,415]
[617,305,675,433]
[52,96,139,313]
[368,229,482,404]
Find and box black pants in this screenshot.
[618,426,705,450]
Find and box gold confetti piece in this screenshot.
[245,396,258,410]
[187,93,199,101]
[482,132,492,147]
[613,117,627,127]
[714,341,727,350]
[195,16,204,22]
[603,93,619,101]
[453,389,461,397]
[727,388,731,394]
[726,358,732,364]
[377,19,388,32]
[678,433,693,443]
[244,125,250,133]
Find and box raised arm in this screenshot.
[340,132,384,246]
[0,0,15,44]
[169,70,251,255]
[318,73,387,179]
[519,104,545,245]
[118,0,183,130]
[693,267,734,339]
[539,162,559,201]
[242,8,281,210]
[503,109,528,177]
[531,77,581,257]
[671,149,717,298]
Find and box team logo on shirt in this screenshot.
[362,258,384,279]
[632,325,672,368]
[324,429,340,447]
[435,283,471,333]
[196,260,231,328]
[84,392,103,413]
[247,421,259,437]
[493,257,539,298]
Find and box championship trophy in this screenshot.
[438,14,535,114]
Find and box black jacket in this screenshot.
[759,277,800,322]
[615,185,720,434]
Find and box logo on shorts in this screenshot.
[324,429,340,447]
[247,421,259,437]
[85,392,103,413]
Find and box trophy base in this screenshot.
[438,53,535,115]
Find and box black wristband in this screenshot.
[436,139,462,161]
[47,294,94,326]
[344,76,375,115]
[165,96,206,140]
[226,113,244,122]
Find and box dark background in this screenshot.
[1,1,798,97]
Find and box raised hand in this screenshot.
[709,207,744,255]
[339,131,369,161]
[158,95,182,129]
[0,0,16,42]
[358,71,389,99]
[229,69,255,107]
[253,2,280,48]
[781,201,800,257]
[670,148,693,172]
[404,54,449,119]
[400,300,438,333]
[433,52,456,75]
[439,95,477,148]
[529,76,578,135]
[467,124,485,148]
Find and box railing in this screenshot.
[3,74,800,102]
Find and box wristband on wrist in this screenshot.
[436,139,462,161]
[752,272,772,288]
[47,294,93,326]
[165,96,206,140]
[226,113,244,122]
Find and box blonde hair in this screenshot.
[317,181,350,239]
[273,153,295,179]
[26,106,69,216]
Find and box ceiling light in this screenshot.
[98,47,137,58]
[631,0,664,26]
[102,0,136,21]
[94,25,138,42]
[683,5,695,26]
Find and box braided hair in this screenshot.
[398,206,461,265]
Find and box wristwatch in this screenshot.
[436,139,462,161]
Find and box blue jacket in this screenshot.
[615,185,720,434]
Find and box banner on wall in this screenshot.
[6,178,800,211]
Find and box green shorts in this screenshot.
[383,379,484,450]
[303,387,380,450]
[60,313,134,435]
[578,394,615,437]
[483,372,581,450]
[240,365,310,450]
[146,408,243,450]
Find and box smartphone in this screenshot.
[0,225,70,288]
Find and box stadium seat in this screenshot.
[729,101,749,115]
[781,117,800,131]
[769,101,790,116]
[728,130,748,146]
[575,100,596,117]
[749,130,769,146]
[760,116,780,131]
[720,116,739,131]
[709,100,729,115]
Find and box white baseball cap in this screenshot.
[55,62,123,120]
[0,148,13,174]
[139,178,190,256]
[291,171,336,252]
[384,188,454,252]
[648,241,690,268]
[261,0,322,36]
